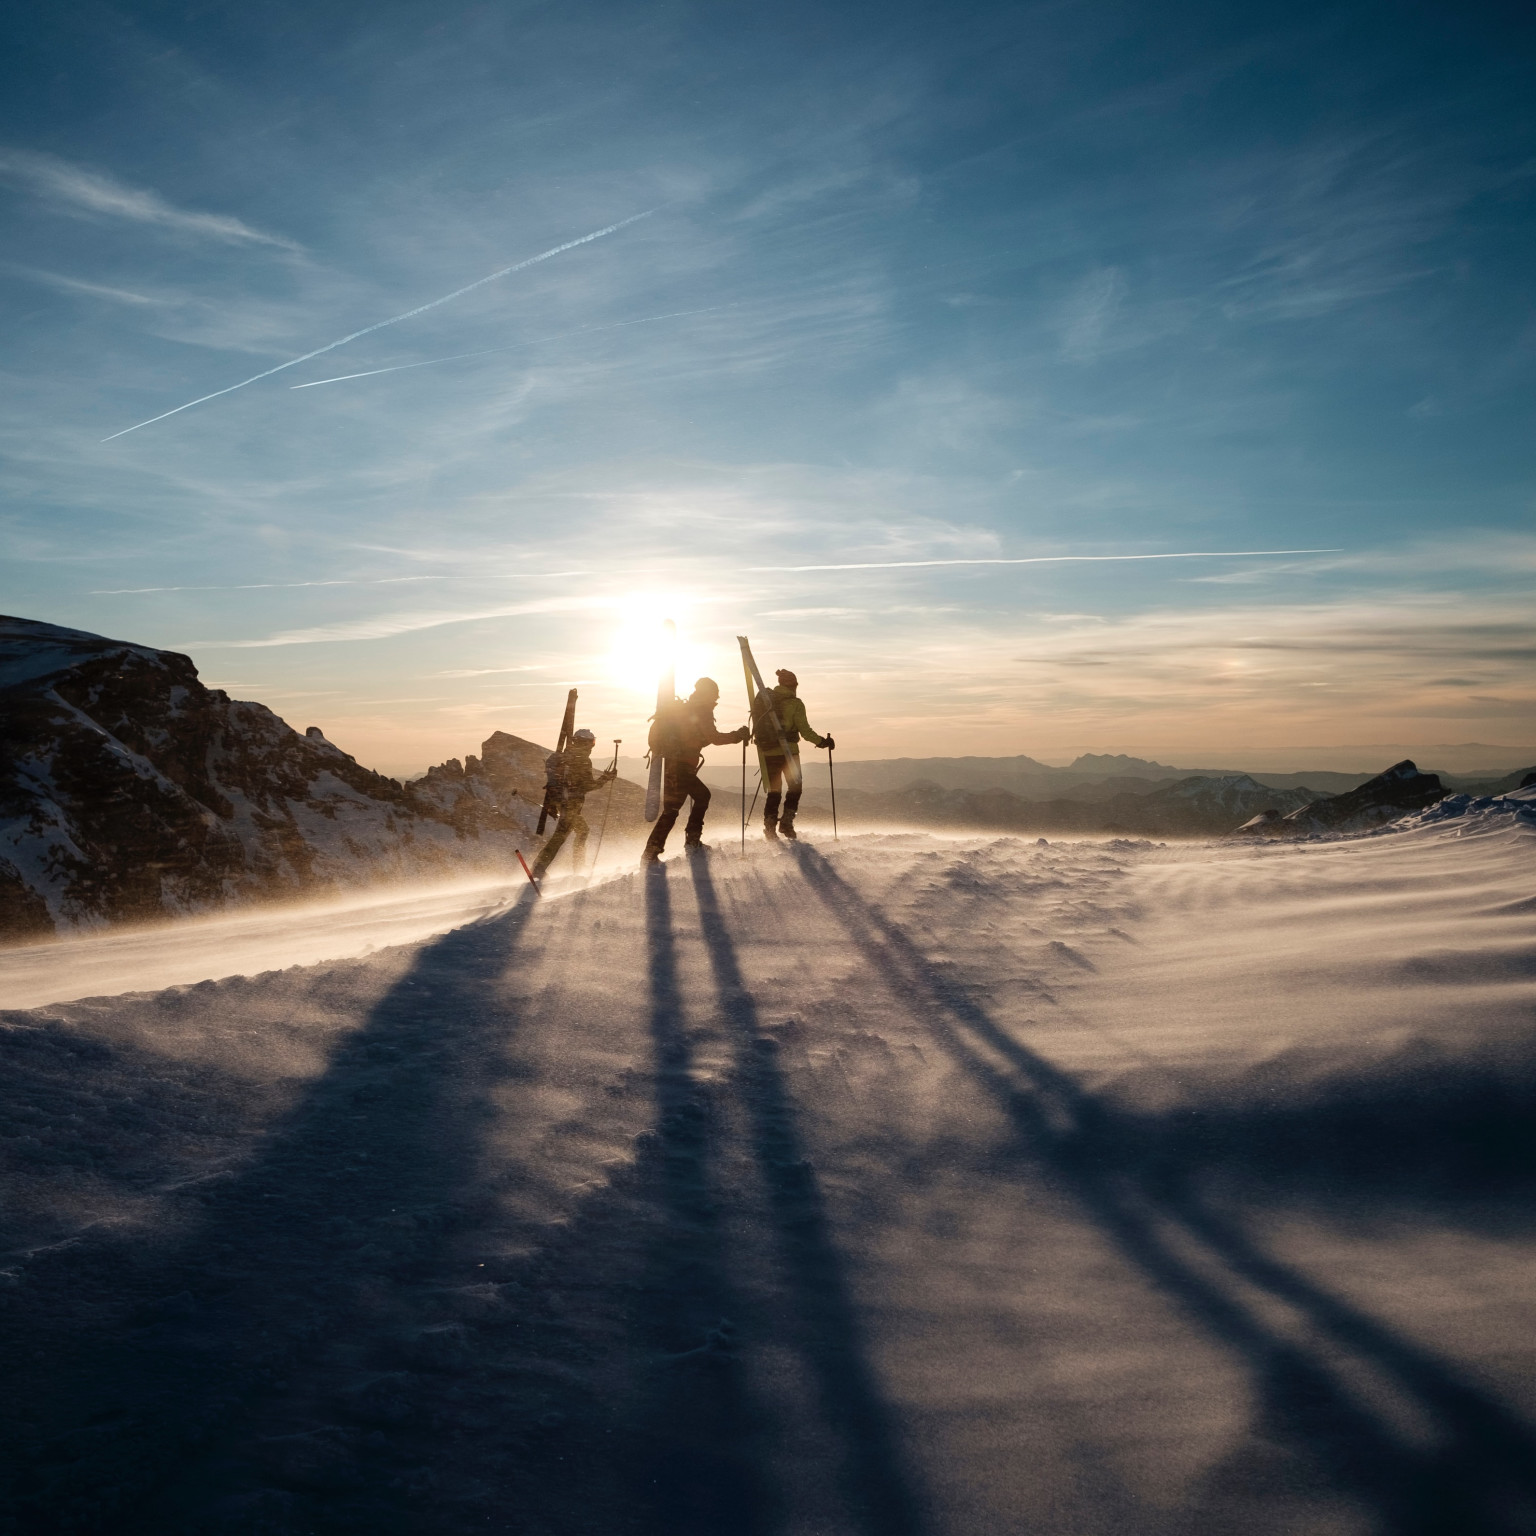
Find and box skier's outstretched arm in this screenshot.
[793,698,832,749]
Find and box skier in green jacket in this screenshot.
[753,668,834,841]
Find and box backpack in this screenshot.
[544,749,570,799]
[750,689,786,748]
[647,697,689,761]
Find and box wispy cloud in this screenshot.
[101,208,656,440]
[13,267,167,306]
[0,148,300,249]
[90,576,441,594]
[762,549,1342,573]
[185,596,606,648]
[1059,267,1127,362]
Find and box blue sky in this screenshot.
[2,0,1533,774]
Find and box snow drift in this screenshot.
[1,819,1533,1533]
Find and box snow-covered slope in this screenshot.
[0,616,579,941]
[2,821,1532,1532]
[1401,781,1536,834]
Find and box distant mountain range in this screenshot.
[780,772,1323,839]
[671,747,1526,803]
[0,617,645,942]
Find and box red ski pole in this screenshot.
[515,849,541,894]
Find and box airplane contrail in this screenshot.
[101,209,656,441]
[762,549,1344,572]
[290,305,734,388]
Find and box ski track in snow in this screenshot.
[2,823,1534,1534]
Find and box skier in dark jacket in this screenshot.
[641,678,749,863]
[533,728,616,878]
[754,668,834,841]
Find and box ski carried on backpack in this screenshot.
[737,635,800,793]
[643,620,676,822]
[537,688,579,834]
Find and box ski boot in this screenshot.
[778,811,799,841]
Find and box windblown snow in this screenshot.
[2,815,1533,1534]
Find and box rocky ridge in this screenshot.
[0,617,642,942]
[1232,761,1449,839]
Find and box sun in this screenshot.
[605,595,713,698]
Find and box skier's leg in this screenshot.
[763,759,784,839]
[531,813,569,878]
[781,778,802,840]
[643,767,685,861]
[683,773,712,845]
[568,805,591,871]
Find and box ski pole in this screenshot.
[740,734,746,854]
[589,739,621,879]
[828,746,838,841]
[747,772,762,825]
[515,849,541,895]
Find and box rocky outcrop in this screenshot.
[406,730,647,845]
[1277,759,1446,836]
[1233,760,1448,839]
[0,617,642,942]
[1232,809,1287,838]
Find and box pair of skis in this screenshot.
[536,687,579,835]
[738,635,800,792]
[518,686,579,893]
[643,620,677,822]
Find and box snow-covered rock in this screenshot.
[1232,808,1287,838]
[0,616,641,941]
[1398,783,1536,834]
[1232,760,1452,839]
[1277,759,1446,837]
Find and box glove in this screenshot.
[734,725,751,743]
[822,735,836,752]
[599,768,617,784]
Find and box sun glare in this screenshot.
[606,595,712,697]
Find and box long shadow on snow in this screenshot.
[621,863,774,1536]
[687,851,927,1536]
[6,887,543,1534]
[787,843,1536,1536]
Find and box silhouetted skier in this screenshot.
[754,668,833,841]
[641,678,749,863]
[533,728,616,878]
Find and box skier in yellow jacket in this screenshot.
[753,668,835,841]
